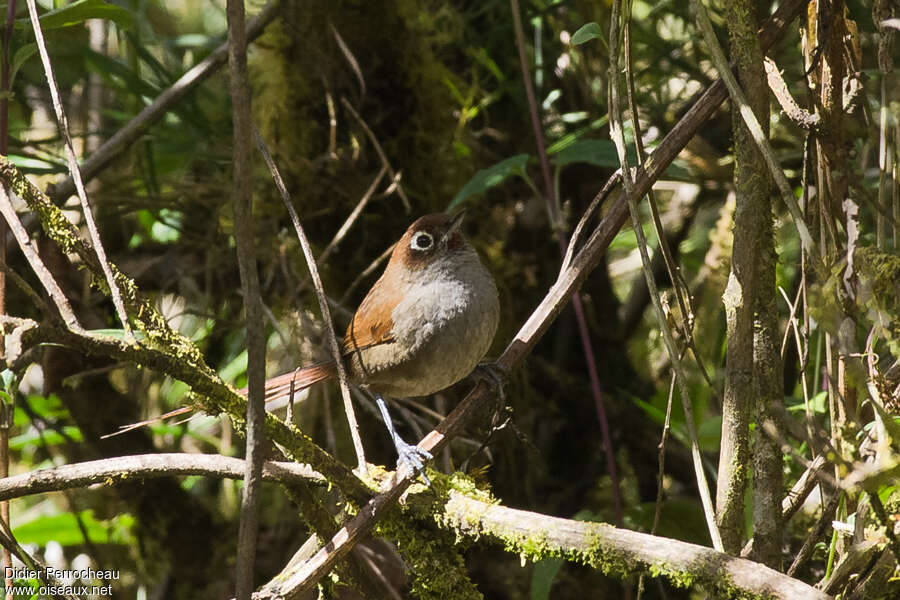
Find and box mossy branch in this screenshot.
[441,491,830,600]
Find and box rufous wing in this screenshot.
[342,273,398,355]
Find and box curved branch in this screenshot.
[0,454,323,502]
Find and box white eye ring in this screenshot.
[410,231,434,251]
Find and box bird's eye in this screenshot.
[410,231,434,251]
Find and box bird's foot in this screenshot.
[375,394,433,486]
[393,437,433,486]
[474,362,506,400]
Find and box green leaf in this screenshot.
[571,22,604,45]
[550,139,619,167]
[16,0,134,31]
[530,557,563,600]
[10,425,83,451]
[13,510,134,546]
[449,154,530,210]
[219,349,248,384]
[9,43,38,89]
[14,394,68,428]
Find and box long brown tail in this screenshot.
[251,361,339,404]
[102,362,338,439]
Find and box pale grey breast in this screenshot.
[363,244,499,397]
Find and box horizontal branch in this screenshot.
[0,454,323,502]
[0,452,829,600]
[443,492,830,600]
[0,315,371,505]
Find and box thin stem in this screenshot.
[0,2,14,597]
[252,126,368,476]
[609,0,723,551]
[25,0,132,339]
[690,0,815,254]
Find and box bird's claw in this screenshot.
[394,438,433,486]
[474,362,505,400]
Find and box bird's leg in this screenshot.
[376,394,433,485]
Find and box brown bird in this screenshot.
[263,212,500,476]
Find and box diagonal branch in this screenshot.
[253,3,808,594]
[0,185,80,330]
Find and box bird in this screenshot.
[263,212,500,479]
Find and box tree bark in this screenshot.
[717,0,782,561]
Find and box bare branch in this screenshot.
[442,491,831,600]
[318,165,388,264]
[0,454,323,502]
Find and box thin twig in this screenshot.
[25,0,132,340]
[330,24,366,98]
[339,243,394,304]
[49,1,281,201]
[558,170,621,276]
[340,98,410,212]
[253,125,368,475]
[609,0,723,551]
[690,0,815,254]
[319,165,388,264]
[227,1,266,597]
[638,371,676,600]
